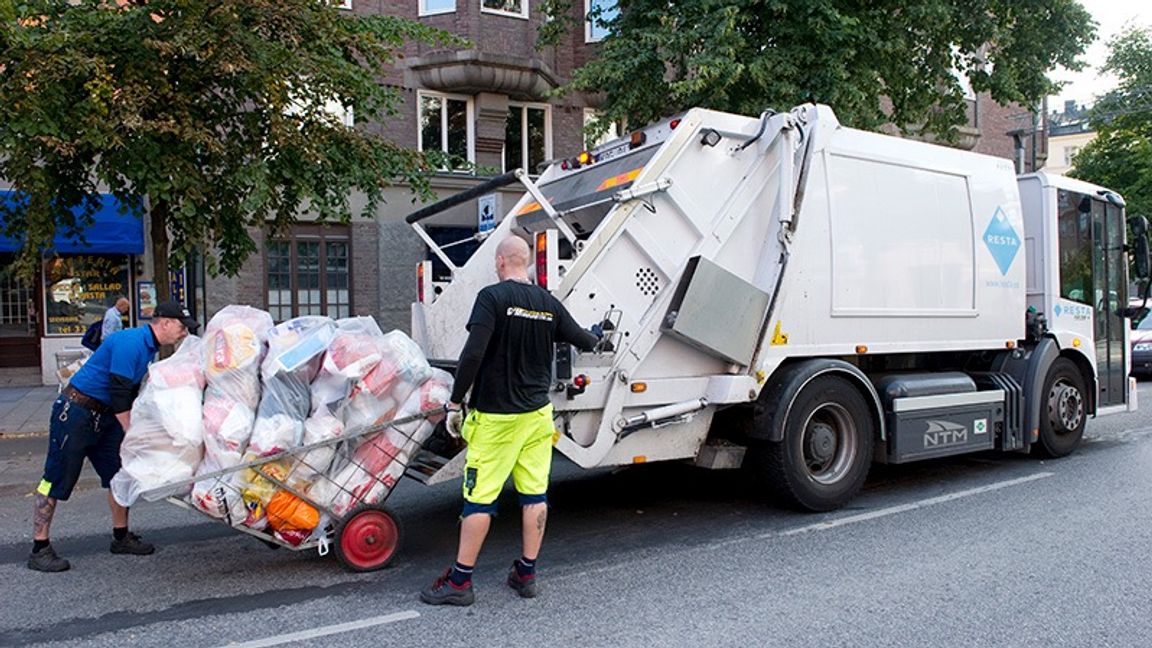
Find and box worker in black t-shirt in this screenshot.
[420,235,599,607]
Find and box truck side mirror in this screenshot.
[1132,216,1151,280]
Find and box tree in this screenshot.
[1071,26,1152,223]
[0,0,455,300]
[542,0,1094,140]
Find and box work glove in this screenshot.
[445,404,465,439]
[589,323,605,339]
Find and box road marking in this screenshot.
[767,472,1055,538]
[218,610,420,648]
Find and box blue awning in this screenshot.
[0,190,145,255]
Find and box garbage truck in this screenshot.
[405,103,1150,512]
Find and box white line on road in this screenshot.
[766,471,1055,539]
[218,610,420,648]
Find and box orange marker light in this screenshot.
[577,151,592,166]
[855,345,868,354]
[632,456,647,464]
[535,231,549,290]
[630,382,647,393]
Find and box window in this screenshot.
[481,0,527,19]
[1057,189,1092,305]
[419,91,474,171]
[266,226,351,321]
[583,108,621,149]
[336,0,353,8]
[43,254,131,336]
[504,103,551,174]
[1064,146,1081,167]
[585,0,617,42]
[420,0,455,15]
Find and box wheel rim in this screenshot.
[800,403,857,485]
[1048,378,1085,434]
[341,509,398,569]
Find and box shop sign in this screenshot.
[43,254,130,336]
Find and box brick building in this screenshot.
[0,2,1050,384]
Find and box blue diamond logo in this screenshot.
[1054,304,1062,317]
[983,207,1020,276]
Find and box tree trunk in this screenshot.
[150,199,170,303]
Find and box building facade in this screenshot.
[1044,100,1095,176]
[0,2,1051,383]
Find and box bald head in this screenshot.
[115,297,130,314]
[495,236,531,281]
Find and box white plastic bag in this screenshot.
[311,369,451,516]
[192,306,273,518]
[111,336,206,507]
[247,316,336,457]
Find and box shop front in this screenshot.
[0,190,144,383]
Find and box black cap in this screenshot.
[153,300,199,334]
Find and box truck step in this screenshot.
[694,441,747,470]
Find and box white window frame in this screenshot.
[420,0,456,17]
[417,90,476,169]
[337,0,353,8]
[585,0,616,42]
[480,0,528,20]
[504,102,553,175]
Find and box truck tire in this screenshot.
[1033,357,1087,458]
[755,375,874,511]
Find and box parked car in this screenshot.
[1132,309,1152,377]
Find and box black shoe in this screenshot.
[110,532,155,555]
[28,545,71,572]
[506,562,538,598]
[420,569,475,606]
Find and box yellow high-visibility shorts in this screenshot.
[461,404,554,506]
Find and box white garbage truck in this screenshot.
[406,103,1149,511]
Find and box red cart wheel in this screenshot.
[334,504,402,572]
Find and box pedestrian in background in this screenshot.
[28,301,198,572]
[420,236,601,606]
[102,296,130,339]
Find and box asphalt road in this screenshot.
[1,384,1151,648]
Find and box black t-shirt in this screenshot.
[451,279,598,413]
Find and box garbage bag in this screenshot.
[247,316,336,456]
[266,490,320,547]
[293,318,388,486]
[192,306,273,518]
[312,369,451,516]
[111,336,206,507]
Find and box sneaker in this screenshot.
[110,532,155,555]
[506,562,538,599]
[420,569,475,606]
[27,546,71,572]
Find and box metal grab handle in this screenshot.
[404,170,521,224]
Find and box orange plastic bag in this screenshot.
[266,490,320,539]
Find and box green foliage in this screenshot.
[1072,27,1152,223]
[0,0,459,282]
[550,0,1094,139]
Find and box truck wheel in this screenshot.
[1033,357,1087,458]
[757,375,874,511]
[334,504,402,572]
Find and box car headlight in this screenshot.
[1135,342,1152,352]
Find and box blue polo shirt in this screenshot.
[69,324,159,406]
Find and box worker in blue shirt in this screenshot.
[28,301,198,572]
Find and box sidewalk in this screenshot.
[0,385,57,438]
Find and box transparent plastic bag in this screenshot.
[111,336,206,507]
[192,306,273,517]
